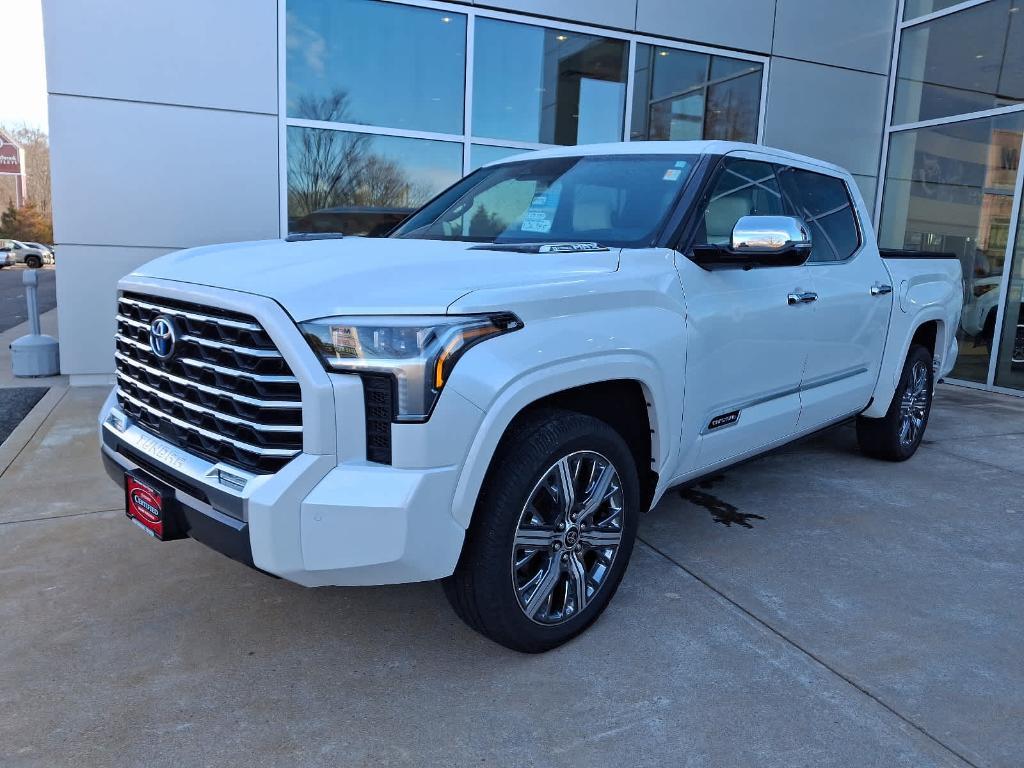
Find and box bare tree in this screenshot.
[287,90,427,221]
[355,155,411,207]
[287,91,371,216]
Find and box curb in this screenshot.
[0,385,69,478]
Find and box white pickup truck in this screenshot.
[99,141,963,652]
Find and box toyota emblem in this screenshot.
[149,315,177,360]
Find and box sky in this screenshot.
[0,0,48,131]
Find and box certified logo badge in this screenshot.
[149,315,177,360]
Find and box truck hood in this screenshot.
[131,237,620,320]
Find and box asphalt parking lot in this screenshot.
[1,384,1022,767]
[0,265,57,333]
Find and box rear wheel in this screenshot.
[25,255,42,269]
[856,344,933,461]
[444,409,640,653]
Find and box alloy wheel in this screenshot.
[510,451,624,626]
[898,360,930,447]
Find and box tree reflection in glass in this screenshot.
[287,93,462,237]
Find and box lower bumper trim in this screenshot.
[102,448,256,569]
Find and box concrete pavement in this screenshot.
[0,384,1022,767]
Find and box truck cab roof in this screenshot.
[489,140,850,178]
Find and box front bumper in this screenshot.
[100,386,472,586]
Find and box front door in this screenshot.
[678,157,815,471]
[777,167,892,429]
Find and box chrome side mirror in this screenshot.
[732,215,811,254]
[691,215,813,269]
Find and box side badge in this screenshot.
[707,410,740,431]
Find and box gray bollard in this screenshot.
[11,269,60,377]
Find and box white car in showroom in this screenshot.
[99,141,963,651]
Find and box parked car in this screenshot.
[0,249,13,268]
[0,239,51,268]
[99,141,963,652]
[23,242,55,265]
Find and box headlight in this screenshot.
[299,313,523,421]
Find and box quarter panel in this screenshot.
[863,258,963,418]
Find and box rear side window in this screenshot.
[778,168,861,263]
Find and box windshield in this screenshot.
[392,154,697,248]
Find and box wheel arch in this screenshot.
[863,314,948,419]
[448,357,673,529]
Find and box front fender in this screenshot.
[446,309,685,528]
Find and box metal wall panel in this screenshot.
[48,96,280,249]
[773,0,898,74]
[763,58,888,177]
[475,0,638,30]
[42,0,278,115]
[636,0,777,52]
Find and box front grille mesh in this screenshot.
[114,292,302,474]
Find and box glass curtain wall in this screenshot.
[630,45,762,142]
[880,0,1024,393]
[284,0,766,235]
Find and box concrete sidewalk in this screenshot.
[0,383,1022,767]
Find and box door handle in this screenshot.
[871,283,893,296]
[787,291,817,305]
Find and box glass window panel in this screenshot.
[879,113,1024,383]
[287,126,462,236]
[286,0,466,134]
[994,190,1024,390]
[710,56,761,81]
[472,19,627,145]
[904,0,968,19]
[470,144,529,171]
[893,0,1024,125]
[705,71,762,141]
[650,47,709,102]
[650,92,704,141]
[631,45,762,142]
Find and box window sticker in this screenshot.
[674,160,689,168]
[663,168,683,182]
[520,184,561,234]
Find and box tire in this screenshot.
[856,344,934,461]
[444,408,640,653]
[25,255,42,269]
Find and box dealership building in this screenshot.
[42,0,1024,395]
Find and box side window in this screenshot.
[696,159,785,246]
[778,168,861,263]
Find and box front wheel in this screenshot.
[25,255,42,269]
[444,409,640,653]
[856,344,934,461]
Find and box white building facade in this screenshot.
[42,0,1024,395]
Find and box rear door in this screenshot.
[777,167,892,429]
[677,156,815,471]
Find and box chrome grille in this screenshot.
[114,292,302,474]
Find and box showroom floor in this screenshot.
[1,384,1022,767]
